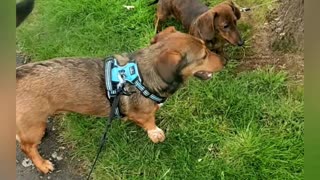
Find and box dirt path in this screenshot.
[16,54,84,180]
[237,12,304,83]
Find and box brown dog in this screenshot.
[152,0,243,57]
[16,27,224,174]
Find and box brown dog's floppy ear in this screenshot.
[155,50,182,83]
[228,1,241,19]
[194,11,215,40]
[150,26,177,44]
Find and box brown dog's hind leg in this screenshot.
[20,142,54,174]
[154,16,161,33]
[155,3,170,33]
[155,13,167,33]
[17,113,54,174]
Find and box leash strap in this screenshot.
[86,91,121,180]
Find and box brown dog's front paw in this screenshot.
[147,127,165,143]
[38,160,54,174]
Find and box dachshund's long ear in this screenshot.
[228,1,241,20]
[193,11,216,41]
[150,26,177,44]
[155,50,183,83]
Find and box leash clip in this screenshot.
[122,87,137,96]
[240,7,251,12]
[117,73,136,96]
[117,73,126,90]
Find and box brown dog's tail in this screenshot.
[148,0,159,6]
[16,0,35,27]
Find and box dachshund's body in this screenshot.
[16,27,224,174]
[153,0,243,58]
[152,0,209,30]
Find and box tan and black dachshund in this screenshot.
[16,27,225,174]
[151,0,244,58]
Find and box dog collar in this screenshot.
[104,57,166,116]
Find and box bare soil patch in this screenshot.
[237,0,304,84]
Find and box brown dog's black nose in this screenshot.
[238,39,244,46]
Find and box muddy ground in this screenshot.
[237,4,304,84]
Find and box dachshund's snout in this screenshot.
[237,39,244,46]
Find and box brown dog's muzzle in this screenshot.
[193,51,224,80]
[234,29,244,46]
[228,30,244,46]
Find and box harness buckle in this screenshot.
[122,88,137,96]
[116,73,137,96]
[116,73,126,90]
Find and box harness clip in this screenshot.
[240,7,251,12]
[116,73,136,96]
[121,87,137,96]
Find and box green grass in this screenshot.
[16,0,303,179]
[61,68,303,179]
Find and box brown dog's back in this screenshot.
[16,58,110,116]
[155,0,209,29]
[170,0,209,29]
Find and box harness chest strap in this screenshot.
[104,57,166,116]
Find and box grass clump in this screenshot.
[17,0,157,59]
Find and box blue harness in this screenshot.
[104,57,166,117]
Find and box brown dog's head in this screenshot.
[191,1,243,46]
[151,27,225,84]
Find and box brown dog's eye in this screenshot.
[223,24,229,29]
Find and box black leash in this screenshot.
[86,91,122,180]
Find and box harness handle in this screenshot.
[118,73,137,95]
